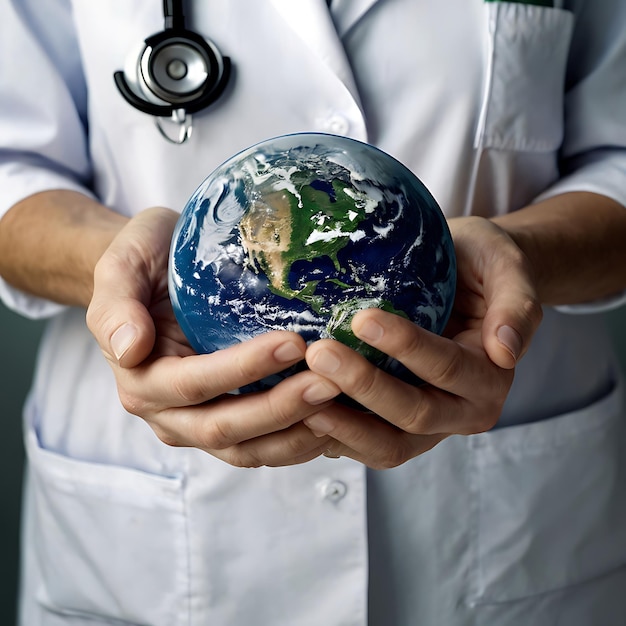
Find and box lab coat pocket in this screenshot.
[469,379,626,604]
[26,425,190,625]
[476,3,575,151]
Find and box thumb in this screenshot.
[481,246,543,370]
[88,305,155,369]
[86,207,178,368]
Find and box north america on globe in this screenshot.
[169,133,456,390]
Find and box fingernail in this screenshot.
[302,381,339,405]
[354,318,384,343]
[304,413,335,436]
[310,350,341,375]
[497,325,522,362]
[274,341,304,363]
[111,323,137,361]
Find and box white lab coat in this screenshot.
[1,1,626,624]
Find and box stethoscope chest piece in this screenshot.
[114,1,231,144]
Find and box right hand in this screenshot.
[86,207,341,467]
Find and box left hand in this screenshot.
[302,216,543,469]
[87,207,342,468]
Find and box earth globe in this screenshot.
[168,133,456,391]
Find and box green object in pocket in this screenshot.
[484,0,554,6]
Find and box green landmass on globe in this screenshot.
[238,174,406,359]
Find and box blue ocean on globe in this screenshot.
[169,133,456,390]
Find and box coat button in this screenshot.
[318,479,348,502]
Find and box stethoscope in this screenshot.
[113,0,231,144]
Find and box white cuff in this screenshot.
[554,291,626,316]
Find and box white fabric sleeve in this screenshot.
[535,0,626,314]
[0,0,95,319]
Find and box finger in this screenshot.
[480,246,543,368]
[213,424,333,468]
[447,217,543,369]
[151,368,341,450]
[305,337,465,434]
[351,308,508,399]
[86,207,179,368]
[116,331,309,410]
[304,407,446,470]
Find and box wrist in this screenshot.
[491,192,626,306]
[0,190,129,308]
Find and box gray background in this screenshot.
[1,301,625,624]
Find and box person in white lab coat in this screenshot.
[1,0,626,624]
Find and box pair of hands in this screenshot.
[86,207,542,469]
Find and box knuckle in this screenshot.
[471,411,499,434]
[399,407,434,435]
[464,393,505,435]
[197,416,237,451]
[117,388,147,417]
[224,447,264,469]
[84,303,98,333]
[170,371,207,405]
[371,434,444,469]
[263,389,299,429]
[283,433,312,459]
[93,250,128,288]
[341,362,383,404]
[85,299,111,338]
[152,425,184,448]
[522,296,543,329]
[391,327,424,363]
[396,390,455,435]
[231,349,269,386]
[99,245,137,274]
[372,443,412,470]
[477,398,505,433]
[427,349,464,388]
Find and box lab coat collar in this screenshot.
[330,0,381,38]
[269,0,367,109]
